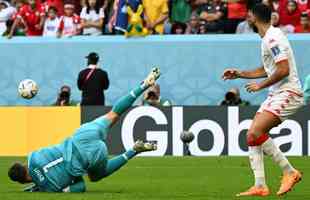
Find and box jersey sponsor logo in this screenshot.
[271,45,281,57]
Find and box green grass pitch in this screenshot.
[0,156,309,200]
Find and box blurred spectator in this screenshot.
[296,0,310,12]
[198,19,206,33]
[75,0,85,14]
[108,0,141,34]
[57,2,81,37]
[198,0,226,33]
[43,6,60,36]
[271,11,280,26]
[54,85,77,106]
[80,0,104,35]
[170,0,192,24]
[8,0,45,38]
[220,88,250,106]
[141,84,172,106]
[225,0,247,33]
[236,12,255,33]
[304,74,310,104]
[295,12,310,32]
[279,0,310,13]
[279,0,301,27]
[0,0,16,36]
[185,13,199,34]
[37,0,64,16]
[143,0,169,34]
[271,11,295,33]
[262,0,279,11]
[77,52,110,106]
[171,21,186,34]
[5,1,26,36]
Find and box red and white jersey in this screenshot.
[43,17,60,36]
[261,26,302,94]
[58,14,81,37]
[17,4,45,36]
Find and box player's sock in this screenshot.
[249,146,267,187]
[262,138,295,174]
[112,85,147,115]
[103,149,137,177]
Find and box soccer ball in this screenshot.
[180,131,195,143]
[18,79,38,99]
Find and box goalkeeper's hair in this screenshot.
[8,162,28,184]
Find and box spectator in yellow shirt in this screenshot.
[142,0,169,34]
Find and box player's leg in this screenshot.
[88,140,157,182]
[260,92,303,196]
[262,135,302,196]
[237,111,280,197]
[104,67,161,126]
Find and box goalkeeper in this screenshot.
[8,68,161,192]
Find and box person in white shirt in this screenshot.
[223,3,303,197]
[0,1,16,35]
[43,6,60,37]
[236,12,255,34]
[80,0,105,36]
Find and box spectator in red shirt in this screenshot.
[279,0,310,13]
[57,2,81,37]
[296,0,309,12]
[8,0,45,38]
[295,12,310,32]
[225,0,247,33]
[279,0,301,27]
[37,0,64,16]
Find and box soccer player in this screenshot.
[8,68,161,192]
[222,4,304,197]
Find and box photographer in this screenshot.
[54,85,77,106]
[220,87,250,106]
[141,84,171,106]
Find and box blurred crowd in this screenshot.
[0,0,309,37]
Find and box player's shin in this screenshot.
[247,133,268,187]
[262,138,295,174]
[249,146,266,187]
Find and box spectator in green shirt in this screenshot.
[170,0,192,24]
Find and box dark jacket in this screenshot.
[77,67,109,106]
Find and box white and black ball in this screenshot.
[18,79,38,99]
[180,131,195,143]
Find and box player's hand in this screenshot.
[222,69,240,80]
[245,82,262,93]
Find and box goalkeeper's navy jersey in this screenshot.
[28,144,76,192]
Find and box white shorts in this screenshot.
[257,90,304,121]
